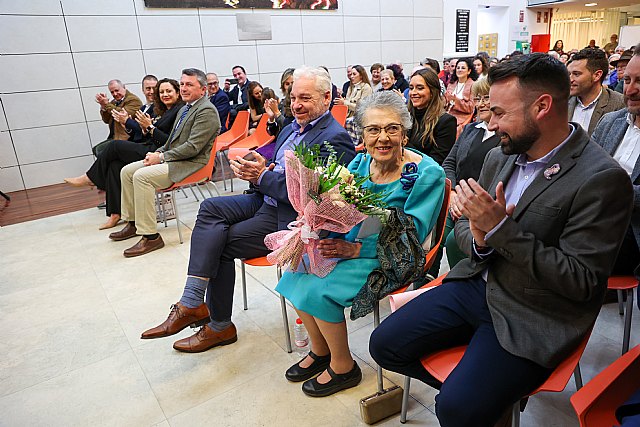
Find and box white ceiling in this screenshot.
[537,0,640,14]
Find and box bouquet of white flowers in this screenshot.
[264,143,387,277]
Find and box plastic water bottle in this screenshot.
[293,318,309,354]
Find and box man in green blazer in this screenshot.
[109,68,220,257]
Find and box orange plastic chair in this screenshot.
[398,292,590,424]
[215,110,250,191]
[226,115,276,161]
[239,256,292,353]
[331,104,348,127]
[571,344,640,427]
[157,138,219,244]
[608,276,638,354]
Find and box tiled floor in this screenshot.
[0,180,637,426]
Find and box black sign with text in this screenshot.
[456,9,470,53]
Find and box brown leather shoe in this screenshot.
[141,303,210,339]
[123,235,164,257]
[109,223,137,241]
[173,323,238,353]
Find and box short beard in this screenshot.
[498,115,540,155]
[624,95,640,115]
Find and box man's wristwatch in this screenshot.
[159,153,165,163]
[146,125,154,133]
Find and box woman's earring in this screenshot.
[401,146,405,161]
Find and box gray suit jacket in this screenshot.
[568,86,625,135]
[159,96,220,183]
[448,125,633,368]
[592,108,640,249]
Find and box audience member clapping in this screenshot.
[64,78,185,230]
[442,78,499,268]
[276,91,444,398]
[444,57,477,136]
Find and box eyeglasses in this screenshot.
[472,95,490,104]
[363,123,403,137]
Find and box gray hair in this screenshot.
[293,66,331,94]
[108,79,124,88]
[182,68,207,88]
[353,91,412,132]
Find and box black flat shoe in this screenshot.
[285,351,331,382]
[301,361,362,397]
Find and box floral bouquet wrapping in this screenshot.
[264,144,386,278]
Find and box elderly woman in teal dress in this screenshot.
[275,91,445,397]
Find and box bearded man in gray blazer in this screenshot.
[592,43,640,283]
[109,68,220,257]
[370,53,634,427]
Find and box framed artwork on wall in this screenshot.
[145,0,338,9]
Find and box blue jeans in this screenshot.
[369,276,553,427]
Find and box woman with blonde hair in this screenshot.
[406,68,457,165]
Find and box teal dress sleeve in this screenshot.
[405,156,446,243]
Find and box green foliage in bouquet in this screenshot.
[293,142,388,215]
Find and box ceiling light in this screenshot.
[585,2,598,6]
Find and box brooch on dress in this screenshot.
[543,163,561,180]
[400,162,419,191]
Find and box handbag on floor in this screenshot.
[359,385,404,424]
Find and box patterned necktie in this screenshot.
[168,104,192,141]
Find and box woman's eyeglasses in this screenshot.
[362,123,403,137]
[472,95,490,104]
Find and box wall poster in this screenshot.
[145,0,338,9]
[455,9,470,53]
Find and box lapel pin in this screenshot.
[544,163,561,180]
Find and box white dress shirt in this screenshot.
[613,113,640,176]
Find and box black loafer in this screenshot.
[301,361,362,397]
[285,351,331,382]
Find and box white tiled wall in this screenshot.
[0,0,443,191]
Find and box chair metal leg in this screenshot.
[372,301,385,391]
[280,294,292,353]
[204,182,213,198]
[196,184,206,199]
[617,290,625,315]
[623,289,634,354]
[400,376,411,423]
[240,262,248,310]
[573,363,583,390]
[217,152,228,191]
[189,185,199,202]
[511,403,520,427]
[173,189,183,244]
[276,266,291,353]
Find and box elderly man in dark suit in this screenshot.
[206,72,230,133]
[592,43,640,285]
[109,68,219,257]
[370,53,634,427]
[567,48,625,135]
[141,66,355,353]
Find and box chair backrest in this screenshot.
[228,114,276,150]
[571,344,640,427]
[331,104,348,127]
[217,110,250,148]
[423,178,452,271]
[169,137,218,188]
